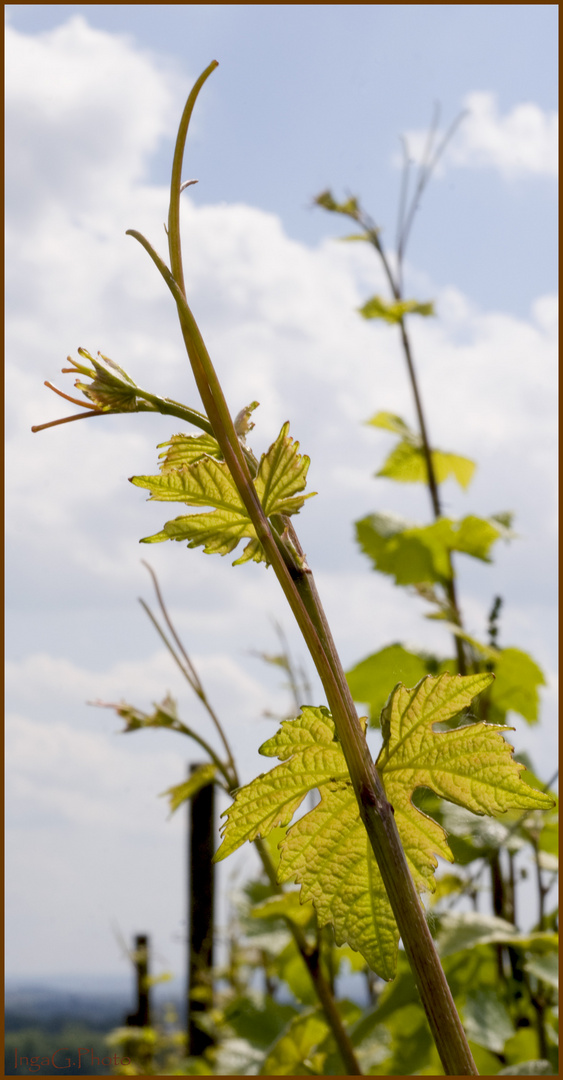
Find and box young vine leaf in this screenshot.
[346,643,450,726]
[260,1008,332,1076]
[215,673,553,981]
[160,763,218,816]
[130,422,315,565]
[356,510,514,585]
[379,442,476,489]
[346,641,546,727]
[157,432,222,470]
[367,410,476,489]
[358,296,435,323]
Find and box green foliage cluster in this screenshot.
[34,66,557,1075]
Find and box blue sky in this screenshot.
[5,5,557,982]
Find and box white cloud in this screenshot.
[5,17,187,216]
[400,91,558,179]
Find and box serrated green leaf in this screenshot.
[213,1038,264,1075]
[214,707,350,860]
[139,528,171,544]
[346,644,446,726]
[524,952,559,989]
[131,422,315,564]
[254,422,315,517]
[440,802,512,864]
[160,764,217,815]
[365,411,476,488]
[359,295,435,323]
[260,1009,330,1075]
[356,511,508,585]
[489,647,546,725]
[463,988,514,1052]
[377,673,550,817]
[429,871,466,905]
[497,1061,555,1076]
[436,911,558,958]
[356,512,449,584]
[377,441,476,489]
[454,514,510,558]
[357,998,435,1076]
[223,997,298,1052]
[274,940,324,1006]
[538,820,559,857]
[215,675,553,980]
[277,779,401,979]
[491,510,515,530]
[251,891,315,928]
[157,433,221,470]
[314,190,361,217]
[366,411,415,438]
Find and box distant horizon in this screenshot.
[5,971,184,994]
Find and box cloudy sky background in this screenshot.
[6,5,557,984]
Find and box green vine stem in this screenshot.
[119,62,478,1076]
[339,192,468,677]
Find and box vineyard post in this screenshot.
[187,763,215,1057]
[125,933,151,1027]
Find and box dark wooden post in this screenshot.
[187,764,215,1057]
[125,933,151,1027]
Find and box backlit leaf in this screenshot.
[435,911,558,959]
[443,639,547,725]
[260,1009,330,1075]
[523,952,559,989]
[497,1062,555,1075]
[130,422,315,564]
[314,190,361,217]
[365,413,476,489]
[254,422,315,517]
[366,411,415,438]
[346,644,451,726]
[489,647,546,725]
[463,989,514,1053]
[377,441,476,489]
[358,295,435,323]
[160,764,217,816]
[157,433,221,470]
[356,511,509,585]
[251,891,315,928]
[223,997,298,1053]
[214,707,349,860]
[215,675,553,980]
